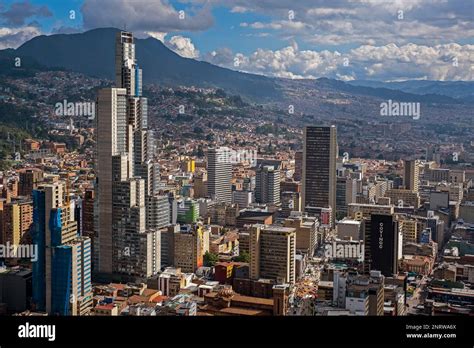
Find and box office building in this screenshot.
[193,171,208,198]
[207,148,232,204]
[250,225,296,284]
[283,213,318,256]
[280,181,300,194]
[173,225,208,273]
[294,150,303,181]
[147,195,170,230]
[32,183,62,313]
[112,172,160,279]
[348,203,394,221]
[365,214,401,277]
[404,160,419,192]
[95,31,157,279]
[426,211,445,246]
[18,169,43,197]
[160,225,179,267]
[332,270,386,316]
[32,183,92,315]
[232,190,253,208]
[398,216,418,244]
[82,189,95,264]
[336,176,357,217]
[255,165,280,204]
[2,199,32,246]
[0,267,32,313]
[52,236,93,316]
[95,87,128,274]
[177,199,199,224]
[385,189,420,209]
[424,167,450,182]
[336,218,363,240]
[302,126,337,225]
[280,191,301,218]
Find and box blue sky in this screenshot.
[1,0,473,81]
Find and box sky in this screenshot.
[0,0,473,81]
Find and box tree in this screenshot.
[203,251,219,267]
[234,251,250,263]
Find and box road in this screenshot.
[406,275,428,315]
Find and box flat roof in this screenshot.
[263,226,296,233]
[218,307,268,315]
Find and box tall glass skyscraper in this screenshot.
[302,126,337,226]
[32,184,92,315]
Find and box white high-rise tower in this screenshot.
[95,31,159,280]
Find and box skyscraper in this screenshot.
[96,88,128,274]
[115,31,152,192]
[82,189,95,260]
[404,159,419,192]
[294,150,303,181]
[207,148,232,204]
[249,225,296,284]
[336,176,357,217]
[255,165,280,204]
[146,194,170,230]
[32,182,63,312]
[364,213,401,277]
[32,183,92,315]
[51,236,92,316]
[302,126,337,224]
[95,31,159,280]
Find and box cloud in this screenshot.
[230,6,249,13]
[203,42,474,81]
[246,20,309,31]
[306,8,357,16]
[166,35,199,58]
[81,0,214,32]
[229,0,474,46]
[0,26,41,49]
[51,26,82,35]
[145,31,167,42]
[0,1,52,27]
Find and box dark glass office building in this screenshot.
[302,126,337,225]
[366,214,400,277]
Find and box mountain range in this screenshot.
[1,27,473,104]
[347,80,474,101]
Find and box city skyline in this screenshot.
[0,1,473,345]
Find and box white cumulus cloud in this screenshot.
[204,42,474,81]
[0,26,41,49]
[166,35,200,59]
